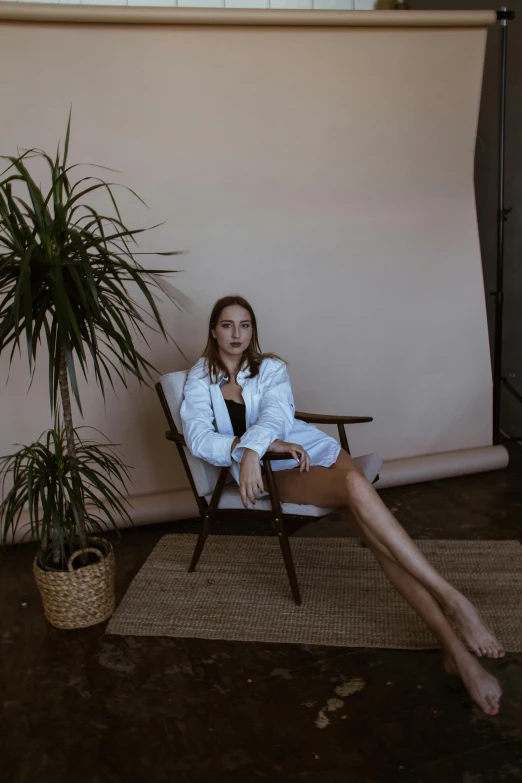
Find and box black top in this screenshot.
[225,399,247,438]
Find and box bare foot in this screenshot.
[443,650,502,716]
[445,594,505,659]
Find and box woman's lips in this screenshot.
[230,342,241,347]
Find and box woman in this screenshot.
[180,294,504,716]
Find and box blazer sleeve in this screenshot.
[180,367,236,467]
[232,360,295,463]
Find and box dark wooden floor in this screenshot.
[1,445,521,783]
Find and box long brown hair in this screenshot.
[201,294,285,383]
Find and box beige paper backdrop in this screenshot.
[0,13,501,517]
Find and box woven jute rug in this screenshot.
[106,535,522,650]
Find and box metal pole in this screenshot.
[492,8,510,444]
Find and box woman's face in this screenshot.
[212,304,253,360]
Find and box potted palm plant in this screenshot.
[0,117,181,628]
[0,422,132,628]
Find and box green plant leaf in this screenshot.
[0,114,185,414]
[0,422,132,563]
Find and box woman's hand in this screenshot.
[239,449,265,508]
[269,439,310,473]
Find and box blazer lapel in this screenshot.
[241,383,255,429]
[210,382,234,436]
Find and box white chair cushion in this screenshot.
[160,371,223,498]
[356,453,383,485]
[205,484,332,517]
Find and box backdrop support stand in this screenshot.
[492,7,519,444]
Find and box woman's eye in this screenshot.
[242,324,250,329]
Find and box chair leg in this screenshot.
[263,459,302,606]
[274,522,302,606]
[189,467,229,573]
[188,513,212,573]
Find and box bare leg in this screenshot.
[348,514,502,715]
[274,451,505,659]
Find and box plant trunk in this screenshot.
[58,349,88,552]
[52,536,61,567]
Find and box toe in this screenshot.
[480,693,498,715]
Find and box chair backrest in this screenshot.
[159,371,221,498]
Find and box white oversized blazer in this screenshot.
[180,357,341,486]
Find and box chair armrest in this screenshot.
[263,450,297,461]
[294,412,373,425]
[166,430,187,446]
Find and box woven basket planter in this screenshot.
[33,537,115,630]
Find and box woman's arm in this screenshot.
[232,360,295,464]
[180,368,238,466]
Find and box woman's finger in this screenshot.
[247,483,257,505]
[240,485,249,509]
[290,448,305,472]
[294,447,308,473]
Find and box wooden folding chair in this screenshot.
[156,371,382,606]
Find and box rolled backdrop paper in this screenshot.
[0,6,506,538]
